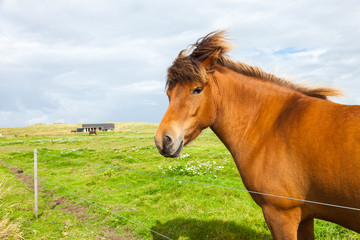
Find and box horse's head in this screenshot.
[155,31,230,157]
[154,54,218,157]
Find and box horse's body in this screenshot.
[208,67,360,237]
[89,130,97,136]
[154,31,360,239]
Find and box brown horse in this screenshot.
[154,31,360,239]
[89,130,97,136]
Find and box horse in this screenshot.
[89,130,97,136]
[154,30,360,239]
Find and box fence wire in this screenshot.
[71,158,360,212]
[1,152,360,240]
[38,177,173,240]
[0,159,173,240]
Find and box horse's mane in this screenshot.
[167,30,342,100]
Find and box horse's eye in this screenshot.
[193,87,203,94]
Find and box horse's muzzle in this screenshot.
[154,134,183,158]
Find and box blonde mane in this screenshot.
[167,30,342,99]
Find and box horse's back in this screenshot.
[292,101,360,229]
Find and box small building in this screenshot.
[81,123,115,132]
[75,128,85,132]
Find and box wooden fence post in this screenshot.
[34,149,38,218]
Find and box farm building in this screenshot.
[76,123,115,132]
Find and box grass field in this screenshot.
[0,123,358,239]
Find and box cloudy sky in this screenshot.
[1,0,359,128]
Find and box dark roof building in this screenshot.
[81,123,115,132]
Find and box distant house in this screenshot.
[76,123,115,132]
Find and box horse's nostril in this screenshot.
[164,134,173,148]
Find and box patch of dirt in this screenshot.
[52,197,67,208]
[1,162,41,191]
[62,203,91,221]
[50,196,91,222]
[0,161,137,239]
[99,226,140,240]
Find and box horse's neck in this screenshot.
[210,70,303,164]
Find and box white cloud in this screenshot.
[143,99,159,106]
[27,115,49,126]
[0,0,359,127]
[111,81,164,94]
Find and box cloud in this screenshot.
[0,0,359,127]
[274,47,307,56]
[110,81,163,94]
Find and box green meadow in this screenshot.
[0,123,358,239]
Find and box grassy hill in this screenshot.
[0,123,357,239]
[0,122,155,136]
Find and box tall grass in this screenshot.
[0,179,23,239]
[0,123,358,239]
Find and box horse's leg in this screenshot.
[297,218,314,240]
[262,206,301,240]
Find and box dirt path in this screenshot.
[0,161,138,240]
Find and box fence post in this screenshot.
[34,149,38,218]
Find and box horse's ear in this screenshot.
[201,49,220,70]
